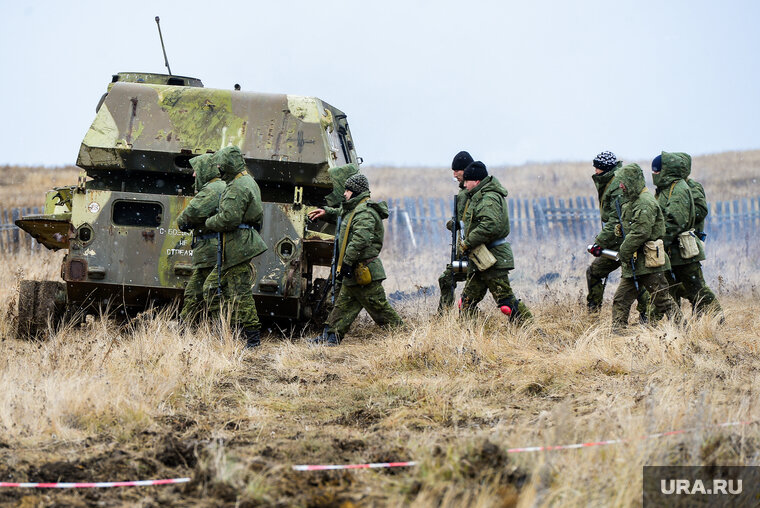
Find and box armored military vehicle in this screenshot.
[15,71,359,338]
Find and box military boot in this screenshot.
[308,330,340,346]
[244,328,261,348]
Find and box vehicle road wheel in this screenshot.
[16,280,65,340]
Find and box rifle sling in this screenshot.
[336,197,370,273]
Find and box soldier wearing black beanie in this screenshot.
[438,150,475,313]
[451,151,474,171]
[463,161,488,182]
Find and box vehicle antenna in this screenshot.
[155,16,172,75]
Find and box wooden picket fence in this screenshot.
[2,196,759,254]
[384,195,760,250]
[0,207,43,253]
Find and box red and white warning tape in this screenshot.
[2,421,755,484]
[505,420,753,453]
[0,477,190,489]
[293,461,417,471]
[292,420,756,471]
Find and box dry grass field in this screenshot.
[0,151,759,507]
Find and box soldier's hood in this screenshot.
[658,151,692,187]
[469,175,509,198]
[190,153,219,191]
[213,145,247,179]
[367,200,389,219]
[618,163,646,201]
[326,163,360,207]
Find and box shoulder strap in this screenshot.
[667,181,677,200]
[336,197,370,272]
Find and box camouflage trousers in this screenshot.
[667,262,722,315]
[202,261,260,331]
[587,256,650,316]
[437,265,468,312]
[180,266,214,324]
[461,267,532,322]
[611,272,683,330]
[326,280,403,339]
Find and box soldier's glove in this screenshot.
[588,244,603,257]
[459,239,469,253]
[178,222,192,233]
[340,264,355,281]
[614,224,623,237]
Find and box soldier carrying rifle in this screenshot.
[586,151,650,320]
[610,163,682,331]
[307,174,403,346]
[437,151,474,314]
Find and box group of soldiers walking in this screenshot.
[585,151,721,330]
[437,150,721,331]
[176,145,403,348]
[176,145,722,350]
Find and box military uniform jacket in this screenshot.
[592,161,625,249]
[461,175,514,271]
[617,163,671,277]
[205,147,268,270]
[324,191,388,287]
[177,154,226,269]
[686,178,708,236]
[654,151,705,266]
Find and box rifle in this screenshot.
[216,195,223,296]
[314,216,342,317]
[614,198,639,293]
[449,194,458,303]
[329,216,342,306]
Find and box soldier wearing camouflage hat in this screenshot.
[611,163,683,330]
[437,151,474,313]
[176,153,226,324]
[652,151,722,317]
[307,173,403,345]
[586,151,650,319]
[203,146,268,348]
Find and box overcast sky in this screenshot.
[1,0,758,168]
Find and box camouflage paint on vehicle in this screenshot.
[17,72,359,323]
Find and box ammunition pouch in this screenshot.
[677,229,700,259]
[643,239,666,268]
[355,258,375,286]
[469,244,497,271]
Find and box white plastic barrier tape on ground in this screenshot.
[293,461,418,471]
[292,420,756,471]
[0,478,191,488]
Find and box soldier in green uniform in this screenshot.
[458,161,532,322]
[306,173,403,345]
[176,153,226,324]
[437,151,474,313]
[203,146,268,348]
[652,151,721,316]
[320,162,360,311]
[586,151,650,320]
[611,163,683,330]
